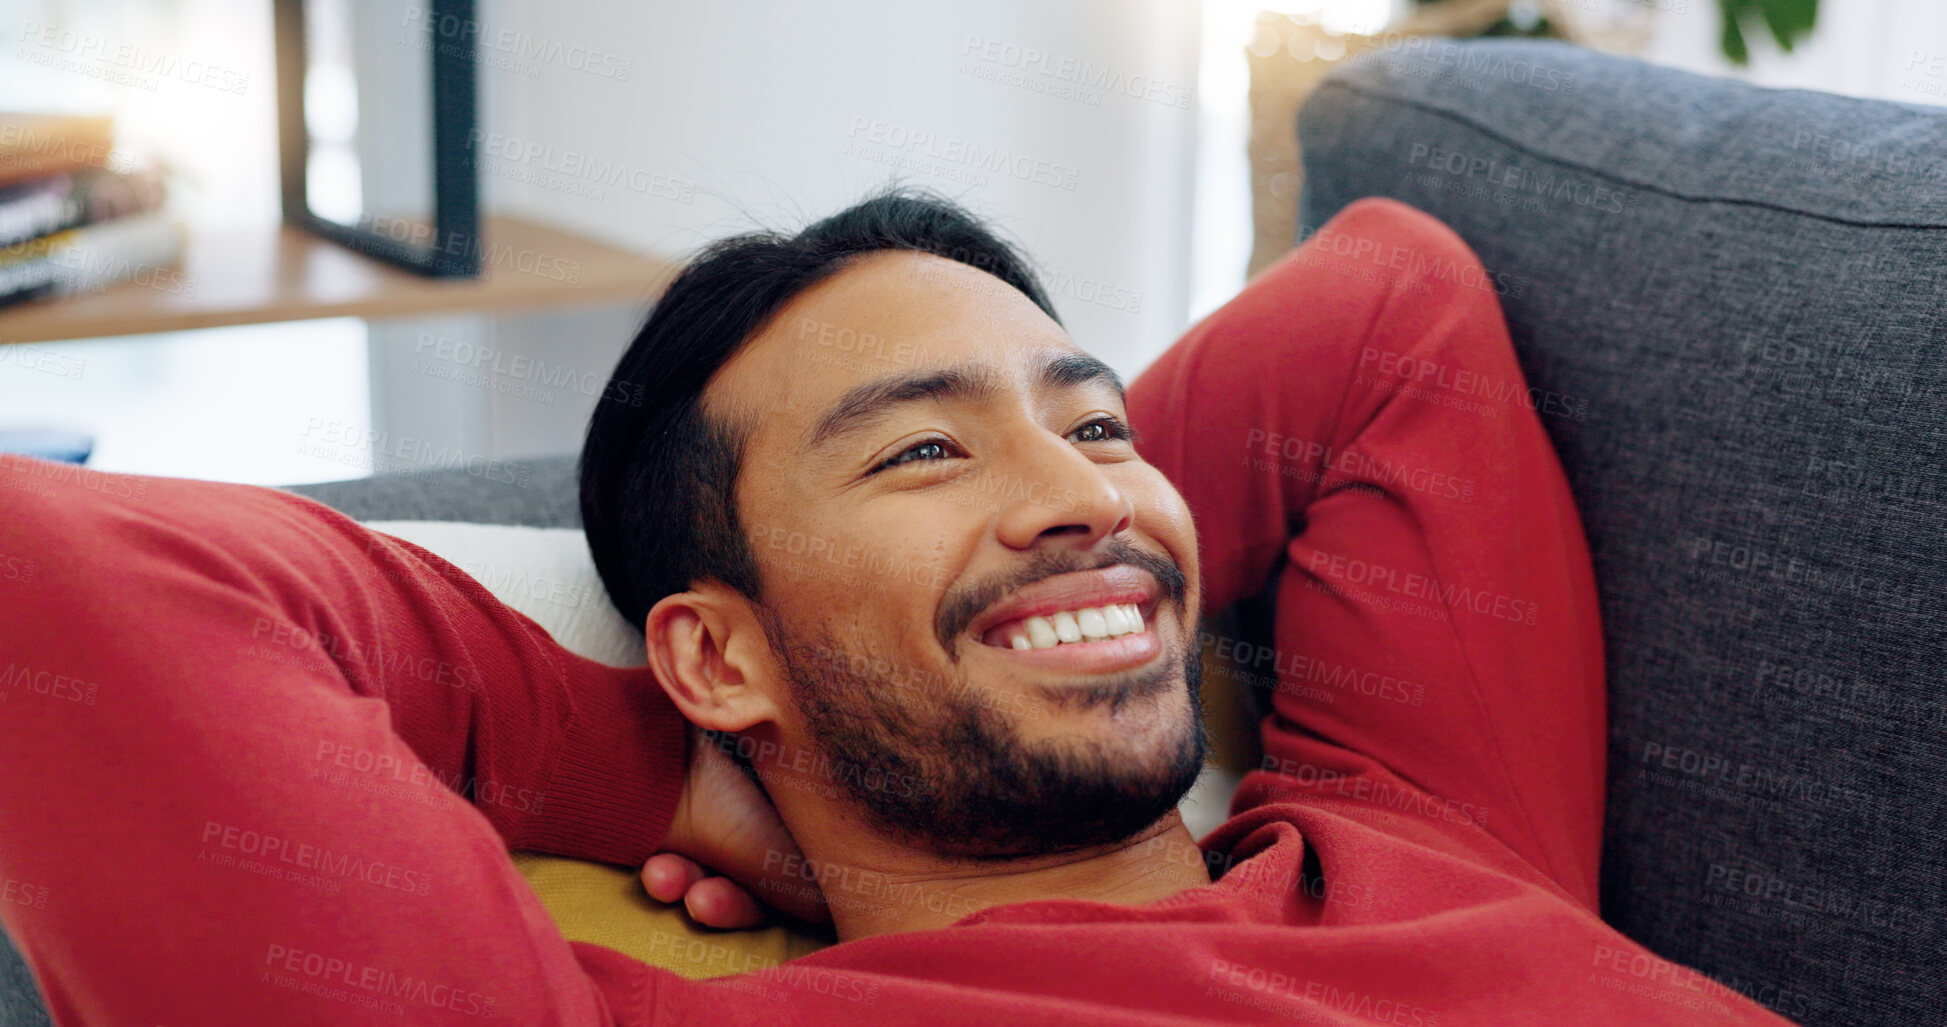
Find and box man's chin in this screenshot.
[911,728,1199,865]
[921,699,1209,860]
[912,638,1208,858]
[776,612,1207,860]
[1009,636,1192,715]
[1010,681,1200,755]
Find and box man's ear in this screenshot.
[643,583,781,733]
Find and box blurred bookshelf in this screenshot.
[0,214,678,345]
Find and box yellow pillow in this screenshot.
[511,852,834,979]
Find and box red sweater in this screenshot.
[0,198,1798,1025]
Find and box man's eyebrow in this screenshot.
[802,365,1001,454]
[801,351,1126,455]
[1044,351,1125,405]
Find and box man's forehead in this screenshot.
[710,250,1074,419]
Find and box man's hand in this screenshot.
[643,723,831,929]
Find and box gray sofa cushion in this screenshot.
[284,455,583,528]
[1297,38,1945,1026]
[0,932,44,1027]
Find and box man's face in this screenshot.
[706,250,1205,858]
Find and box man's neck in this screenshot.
[788,810,1212,941]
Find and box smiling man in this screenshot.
[576,212,1218,939]
[0,190,1801,1024]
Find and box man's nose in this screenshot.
[992,433,1135,551]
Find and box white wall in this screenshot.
[474,0,1203,382]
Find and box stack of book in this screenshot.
[0,112,183,309]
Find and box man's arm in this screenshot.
[1127,198,1606,906]
[0,455,687,1022]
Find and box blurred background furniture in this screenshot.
[1241,0,1832,279]
[1289,35,1944,1026]
[0,216,672,344]
[0,211,675,490]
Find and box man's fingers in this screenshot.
[643,854,770,929]
[641,852,705,904]
[683,876,765,929]
[666,724,835,926]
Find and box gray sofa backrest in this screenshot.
[284,457,584,528]
[1296,37,1944,1027]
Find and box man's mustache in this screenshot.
[935,535,1188,659]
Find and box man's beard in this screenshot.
[759,601,1207,860]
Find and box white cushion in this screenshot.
[363,521,646,668]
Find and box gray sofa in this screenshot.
[3,38,1941,1027]
[1294,37,1944,1026]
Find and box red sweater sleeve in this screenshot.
[1127,198,1607,907]
[0,454,685,1024]
[279,501,692,865]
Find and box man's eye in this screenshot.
[871,418,1132,475]
[1072,416,1134,444]
[873,438,958,473]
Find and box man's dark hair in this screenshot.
[580,187,1063,626]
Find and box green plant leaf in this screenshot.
[1720,0,1751,65]
[1757,0,1819,52]
[1718,0,1818,63]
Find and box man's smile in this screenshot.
[962,565,1168,674]
[970,618,1164,673]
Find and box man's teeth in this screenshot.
[1004,604,1145,650]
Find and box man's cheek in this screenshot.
[1142,475,1200,598]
